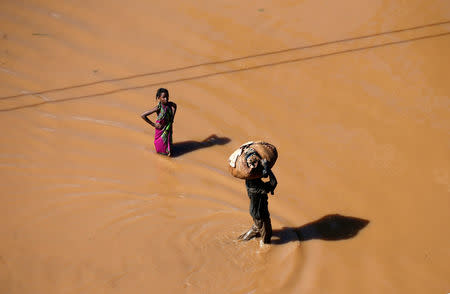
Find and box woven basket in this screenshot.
[228,141,278,180]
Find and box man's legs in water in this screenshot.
[238,218,272,243]
[238,192,273,243]
[255,193,272,244]
[260,217,272,244]
[237,222,261,241]
[238,192,261,241]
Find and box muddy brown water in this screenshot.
[1,1,449,293]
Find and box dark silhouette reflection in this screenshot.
[171,134,231,157]
[271,214,369,245]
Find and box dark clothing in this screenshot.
[245,177,276,196]
[245,175,277,220]
[243,172,277,244]
[248,192,269,220]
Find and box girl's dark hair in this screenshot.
[156,88,169,100]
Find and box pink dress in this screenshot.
[154,102,173,155]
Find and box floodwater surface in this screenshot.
[0,1,449,293]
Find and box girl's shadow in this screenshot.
[171,134,231,157]
[271,214,370,245]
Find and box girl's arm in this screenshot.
[141,106,161,128]
[170,102,177,121]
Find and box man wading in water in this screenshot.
[238,159,277,245]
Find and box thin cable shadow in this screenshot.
[1,31,449,112]
[0,20,448,101]
[271,214,370,245]
[171,134,231,157]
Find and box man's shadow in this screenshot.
[171,134,231,157]
[271,214,370,245]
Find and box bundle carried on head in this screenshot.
[228,141,278,179]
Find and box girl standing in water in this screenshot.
[141,88,177,156]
